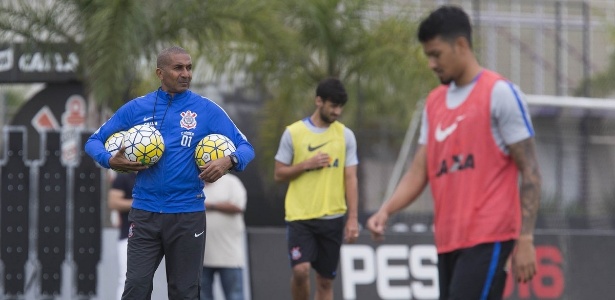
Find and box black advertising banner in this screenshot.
[10,82,86,160]
[0,43,79,83]
[1,82,99,299]
[247,228,615,300]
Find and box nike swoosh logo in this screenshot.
[308,141,329,152]
[435,115,465,142]
[194,231,205,237]
[143,116,153,121]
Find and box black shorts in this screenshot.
[438,240,514,300]
[286,217,344,279]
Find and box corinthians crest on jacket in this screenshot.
[180,110,197,130]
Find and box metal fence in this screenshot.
[397,0,615,97]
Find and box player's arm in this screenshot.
[493,81,541,282]
[509,138,541,239]
[85,103,134,169]
[109,147,148,172]
[367,145,429,241]
[273,153,331,182]
[107,188,133,212]
[206,202,243,214]
[199,147,251,183]
[206,176,247,214]
[344,165,360,243]
[198,121,253,182]
[273,128,330,182]
[508,137,541,282]
[199,156,234,183]
[207,100,255,172]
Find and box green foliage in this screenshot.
[0,0,272,109]
[2,88,28,122]
[574,50,615,98]
[573,23,615,98]
[80,0,154,107]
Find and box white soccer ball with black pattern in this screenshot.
[104,130,128,157]
[124,125,165,166]
[104,130,130,173]
[194,134,236,166]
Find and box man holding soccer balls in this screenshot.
[85,46,254,299]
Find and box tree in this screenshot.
[1,0,151,119]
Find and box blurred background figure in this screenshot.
[274,77,360,300]
[107,171,136,300]
[201,173,248,300]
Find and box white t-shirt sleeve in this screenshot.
[491,80,535,146]
[274,129,294,165]
[275,126,359,167]
[418,107,428,145]
[344,128,359,167]
[417,80,533,150]
[228,174,247,210]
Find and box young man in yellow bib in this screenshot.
[274,77,360,300]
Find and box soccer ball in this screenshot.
[124,125,165,166]
[105,130,130,173]
[194,134,236,166]
[105,131,128,157]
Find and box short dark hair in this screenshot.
[316,77,347,105]
[157,46,189,68]
[417,5,473,48]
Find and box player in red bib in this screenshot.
[367,5,542,300]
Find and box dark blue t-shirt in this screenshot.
[111,172,136,240]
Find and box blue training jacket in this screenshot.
[85,88,255,213]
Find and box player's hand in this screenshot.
[366,210,389,242]
[511,235,537,283]
[304,152,330,170]
[199,156,231,182]
[344,217,360,244]
[109,147,148,172]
